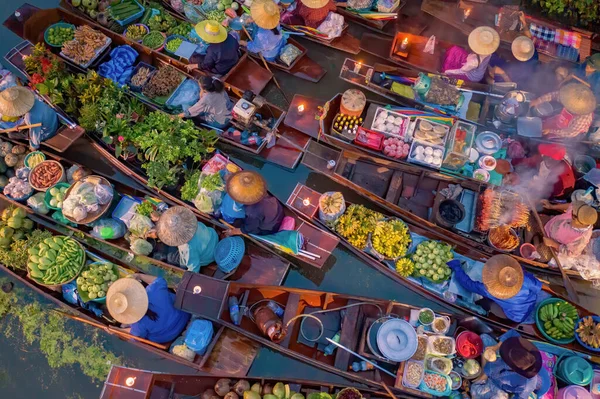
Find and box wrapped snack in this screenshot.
[279,44,302,66]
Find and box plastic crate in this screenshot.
[408,139,445,170]
[354,127,384,151]
[164,34,187,56]
[108,0,145,26]
[60,36,112,69]
[44,22,75,48]
[371,107,410,138]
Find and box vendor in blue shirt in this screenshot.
[447,254,542,323]
[239,0,288,62]
[187,20,240,76]
[0,86,58,149]
[107,274,190,344]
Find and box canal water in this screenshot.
[0,2,457,397]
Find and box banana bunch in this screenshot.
[372,220,411,259]
[335,205,382,249]
[539,301,577,340]
[319,192,344,215]
[577,316,600,348]
[395,258,415,277]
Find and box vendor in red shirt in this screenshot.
[294,0,336,28]
[512,143,575,199]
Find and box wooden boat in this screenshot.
[3,6,310,171]
[334,1,405,36]
[175,272,600,398]
[2,41,339,270]
[420,0,593,65]
[0,213,262,375]
[0,136,291,286]
[282,24,360,55]
[101,365,384,399]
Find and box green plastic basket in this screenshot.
[535,297,577,344]
[44,22,75,48]
[24,151,46,169]
[77,261,120,304]
[43,182,71,211]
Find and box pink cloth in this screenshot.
[544,204,593,256]
[278,216,296,231]
[441,46,490,82]
[539,352,556,399]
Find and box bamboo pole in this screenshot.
[0,123,42,134]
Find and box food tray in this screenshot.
[124,23,149,43]
[427,335,456,356]
[354,127,385,151]
[29,160,66,192]
[60,36,112,69]
[446,120,476,157]
[408,139,445,170]
[44,22,75,48]
[77,261,119,303]
[63,175,114,225]
[413,118,450,146]
[419,370,452,397]
[402,360,424,389]
[535,297,577,345]
[425,354,452,375]
[128,62,156,92]
[370,107,410,138]
[30,238,86,289]
[108,0,145,26]
[44,182,71,211]
[411,334,429,361]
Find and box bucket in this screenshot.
[520,243,540,260]
[436,199,465,228]
[455,331,483,359]
[575,155,597,176]
[557,385,592,399]
[555,353,593,386]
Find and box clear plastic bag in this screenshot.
[27,192,49,214]
[94,184,113,205]
[130,238,153,256]
[129,214,154,238]
[91,218,127,240]
[279,44,302,66]
[184,318,214,354]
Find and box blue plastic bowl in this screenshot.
[164,34,187,56]
[44,22,75,48]
[574,315,600,352]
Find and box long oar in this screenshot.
[0,123,42,134]
[241,26,290,105]
[325,337,396,378]
[527,198,580,304]
[51,309,169,350]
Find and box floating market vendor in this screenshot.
[0,86,58,150]
[186,20,240,76]
[487,36,539,90]
[221,171,284,236]
[441,26,499,83]
[448,254,542,323]
[574,53,600,100]
[293,0,336,29]
[179,76,232,129]
[239,0,287,62]
[106,274,190,344]
[156,206,219,273]
[529,83,596,139]
[541,200,597,258]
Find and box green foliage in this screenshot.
[181,169,201,201]
[136,200,154,217]
[0,229,53,271]
[143,161,180,189]
[531,0,599,26]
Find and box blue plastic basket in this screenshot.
[44,22,75,48]
[108,0,145,26]
[574,315,600,352]
[418,371,452,397]
[164,35,187,56]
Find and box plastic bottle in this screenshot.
[324,331,341,355]
[229,296,241,325]
[266,301,284,318]
[350,361,374,372]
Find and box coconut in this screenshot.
[215,379,232,396]
[4,153,17,168]
[272,383,285,399]
[202,389,220,399]
[225,393,239,399]
[234,381,250,396]
[262,384,273,395]
[11,145,26,155]
[290,394,304,399]
[251,383,262,394]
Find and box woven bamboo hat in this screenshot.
[559,83,596,115]
[106,278,148,325]
[300,0,329,9]
[573,202,598,226]
[195,20,228,44]
[156,206,198,246]
[251,0,281,29]
[226,171,267,205]
[511,36,535,62]
[468,26,500,56]
[482,254,524,299]
[0,86,35,117]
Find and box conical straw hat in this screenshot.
[156,206,198,246]
[0,86,35,117]
[482,254,524,299]
[468,26,500,56]
[300,0,329,9]
[559,83,596,115]
[106,278,148,324]
[226,171,267,205]
[251,0,281,29]
[511,36,535,62]
[195,20,228,44]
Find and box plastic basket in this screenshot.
[142,31,166,51]
[419,370,452,397]
[77,261,119,303]
[128,62,156,92]
[108,0,145,26]
[29,160,66,192]
[574,316,600,352]
[44,22,75,48]
[164,34,187,56]
[29,237,86,289]
[535,297,577,344]
[43,182,71,211]
[124,23,149,42]
[24,151,46,169]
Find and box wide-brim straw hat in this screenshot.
[106,278,148,325]
[156,206,198,246]
[0,86,35,117]
[226,171,267,205]
[559,83,596,115]
[482,254,524,299]
[511,36,535,62]
[574,203,598,226]
[251,0,281,29]
[195,20,228,44]
[300,0,329,9]
[468,26,500,56]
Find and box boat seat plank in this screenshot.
[175,272,229,320]
[200,328,260,376]
[302,141,342,177]
[296,221,340,269]
[260,125,309,170]
[284,95,326,138]
[333,300,361,370]
[385,170,403,204]
[281,293,301,348]
[347,161,393,199]
[197,325,225,367]
[104,366,152,398]
[287,54,327,83]
[359,33,393,60]
[286,183,321,219]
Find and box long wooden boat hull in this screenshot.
[334,1,405,36]
[101,365,382,399]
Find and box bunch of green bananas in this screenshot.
[539,301,577,340]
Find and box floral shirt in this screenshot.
[544,204,593,256]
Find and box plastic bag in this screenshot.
[377,0,397,12]
[184,318,214,354]
[424,35,436,54]
[167,79,200,111]
[62,282,103,317]
[52,210,77,226]
[347,0,372,10]
[130,238,153,256]
[91,218,127,240]
[94,184,113,205]
[279,44,302,66]
[129,214,154,238]
[169,336,196,361]
[170,0,184,12]
[316,13,344,40]
[27,192,49,214]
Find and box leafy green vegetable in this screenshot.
[181,170,201,202]
[0,229,53,271]
[200,172,224,192]
[136,200,154,217]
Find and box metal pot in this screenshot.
[494,90,533,124]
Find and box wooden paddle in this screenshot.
[527,198,580,304]
[241,26,290,105]
[50,309,169,350]
[0,123,42,134]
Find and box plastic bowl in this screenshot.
[574,315,600,352]
[142,31,166,51]
[44,22,75,48]
[29,160,66,192]
[535,297,577,344]
[124,23,149,43]
[43,182,71,211]
[456,331,483,359]
[24,151,46,169]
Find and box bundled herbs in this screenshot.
[147,12,177,32]
[142,66,182,98]
[181,170,201,201]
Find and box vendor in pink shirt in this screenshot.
[541,200,597,256]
